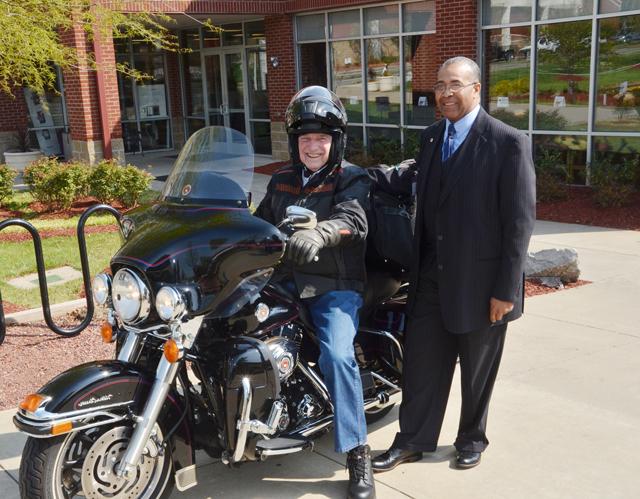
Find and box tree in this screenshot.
[0,1,187,96]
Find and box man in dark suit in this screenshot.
[372,56,536,471]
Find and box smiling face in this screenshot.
[298,133,332,172]
[435,61,481,123]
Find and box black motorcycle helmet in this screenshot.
[285,86,348,170]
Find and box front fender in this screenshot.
[13,360,193,470]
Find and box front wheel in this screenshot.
[19,423,174,499]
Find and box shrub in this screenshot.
[346,130,420,168]
[88,159,123,204]
[590,157,637,208]
[0,164,17,205]
[118,165,153,207]
[24,157,90,210]
[535,149,567,202]
[88,160,153,207]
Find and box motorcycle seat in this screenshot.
[360,270,404,321]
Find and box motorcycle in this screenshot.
[13,126,407,498]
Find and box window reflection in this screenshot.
[482,0,532,26]
[330,10,360,38]
[599,0,640,14]
[593,136,640,169]
[364,5,399,36]
[247,50,269,120]
[537,0,593,21]
[535,21,592,131]
[595,15,640,132]
[404,34,437,126]
[300,43,327,87]
[484,27,531,129]
[403,1,436,32]
[297,14,325,41]
[533,134,587,184]
[331,41,363,123]
[366,37,401,125]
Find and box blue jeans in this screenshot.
[304,290,367,454]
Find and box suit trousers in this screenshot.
[393,274,507,453]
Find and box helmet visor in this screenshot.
[286,98,346,131]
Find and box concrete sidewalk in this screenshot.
[1,220,639,498]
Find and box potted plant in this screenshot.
[3,128,43,172]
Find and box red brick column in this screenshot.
[60,16,123,164]
[166,50,186,149]
[265,14,297,160]
[436,0,478,64]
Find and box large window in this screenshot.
[296,1,436,155]
[179,20,271,154]
[116,40,171,153]
[482,1,640,185]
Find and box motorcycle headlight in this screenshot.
[92,273,111,306]
[112,269,150,324]
[155,286,186,322]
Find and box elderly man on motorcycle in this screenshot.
[255,86,375,499]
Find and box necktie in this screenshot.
[442,123,457,162]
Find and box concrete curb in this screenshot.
[3,298,87,326]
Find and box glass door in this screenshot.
[203,49,247,134]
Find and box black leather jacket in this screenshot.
[254,161,370,298]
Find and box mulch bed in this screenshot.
[536,186,640,231]
[0,310,115,411]
[0,196,124,242]
[525,278,591,297]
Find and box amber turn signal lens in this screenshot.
[51,421,73,435]
[19,393,45,413]
[100,322,113,343]
[163,339,181,363]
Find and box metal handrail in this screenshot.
[0,204,121,345]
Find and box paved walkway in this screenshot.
[2,220,639,498]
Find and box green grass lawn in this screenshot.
[0,231,123,309]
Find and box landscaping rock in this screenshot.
[525,248,580,284]
[538,276,564,289]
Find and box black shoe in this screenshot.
[371,447,423,473]
[456,450,481,469]
[346,445,376,499]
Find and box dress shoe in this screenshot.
[346,444,376,499]
[455,450,481,469]
[371,447,423,473]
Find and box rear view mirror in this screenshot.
[284,206,317,230]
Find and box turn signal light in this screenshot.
[19,393,45,413]
[100,322,114,343]
[163,339,182,363]
[51,421,73,435]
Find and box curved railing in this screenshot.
[0,204,121,345]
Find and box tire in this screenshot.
[19,423,174,499]
[365,403,395,424]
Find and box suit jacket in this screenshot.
[407,108,536,334]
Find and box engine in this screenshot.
[262,324,328,431]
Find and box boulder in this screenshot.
[525,248,580,284]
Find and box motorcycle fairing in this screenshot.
[13,360,194,472]
[111,205,285,318]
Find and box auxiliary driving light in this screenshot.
[155,286,186,322]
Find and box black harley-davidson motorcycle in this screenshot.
[13,127,407,498]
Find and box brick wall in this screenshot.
[265,14,297,160]
[60,22,102,143]
[436,0,477,63]
[0,89,28,134]
[165,50,186,148]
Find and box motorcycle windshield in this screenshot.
[161,126,254,207]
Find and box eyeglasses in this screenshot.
[434,82,478,94]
